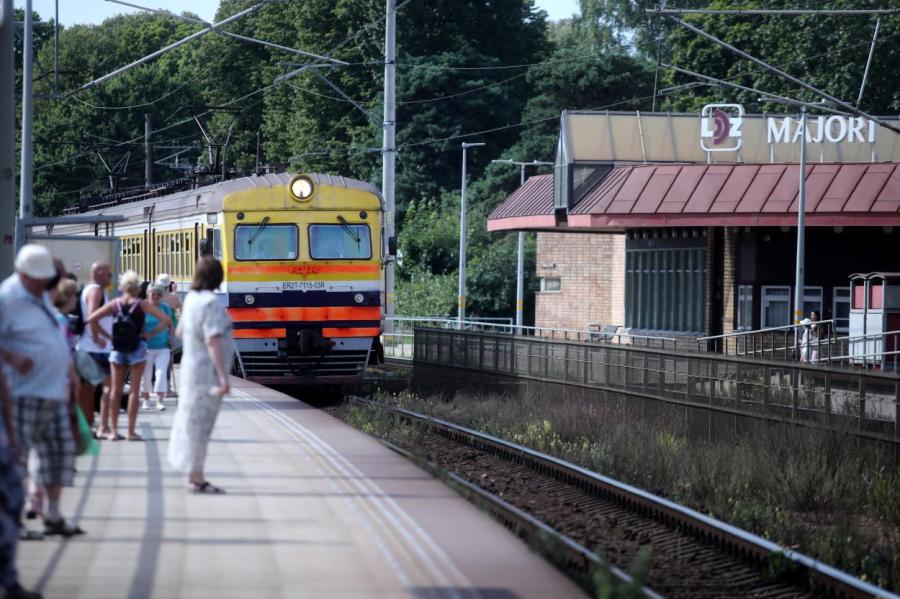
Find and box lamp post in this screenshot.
[491,159,553,333]
[760,99,809,334]
[458,142,485,329]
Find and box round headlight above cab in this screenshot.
[289,175,314,201]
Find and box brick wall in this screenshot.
[534,231,625,331]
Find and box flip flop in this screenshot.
[104,432,124,441]
[126,433,144,442]
[188,481,225,494]
[19,528,44,541]
[44,518,85,537]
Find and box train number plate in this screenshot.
[282,281,326,291]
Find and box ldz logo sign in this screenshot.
[700,103,744,152]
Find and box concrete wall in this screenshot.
[534,231,625,332]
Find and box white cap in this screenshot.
[800,318,812,325]
[156,273,172,288]
[15,244,56,279]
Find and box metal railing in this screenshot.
[413,327,900,443]
[697,322,900,372]
[382,317,682,361]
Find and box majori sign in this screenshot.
[766,115,877,144]
[557,109,900,165]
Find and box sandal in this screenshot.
[19,528,44,541]
[126,433,143,442]
[104,432,124,442]
[44,517,85,537]
[188,481,225,494]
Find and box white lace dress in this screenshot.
[167,290,234,473]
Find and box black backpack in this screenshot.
[112,299,141,352]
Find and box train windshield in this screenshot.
[309,224,371,260]
[234,224,299,261]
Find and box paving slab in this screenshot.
[16,377,586,599]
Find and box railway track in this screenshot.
[347,397,895,599]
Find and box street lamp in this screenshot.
[492,159,553,333]
[761,98,809,331]
[458,142,485,329]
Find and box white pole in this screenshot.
[382,0,396,334]
[515,165,525,332]
[0,0,15,275]
[794,107,807,332]
[16,0,33,251]
[457,142,484,328]
[458,145,468,329]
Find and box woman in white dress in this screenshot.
[167,257,233,494]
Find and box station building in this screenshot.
[487,110,900,339]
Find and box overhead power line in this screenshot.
[647,8,900,15]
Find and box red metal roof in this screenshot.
[487,174,556,230]
[487,163,900,231]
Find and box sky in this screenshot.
[18,0,582,26]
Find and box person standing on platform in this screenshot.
[87,271,171,441]
[156,274,182,313]
[76,262,113,431]
[168,257,233,494]
[0,245,83,538]
[0,366,42,599]
[140,284,175,411]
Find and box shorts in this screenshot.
[13,397,75,488]
[109,341,148,366]
[89,352,111,375]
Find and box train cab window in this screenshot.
[234,224,298,261]
[309,224,371,260]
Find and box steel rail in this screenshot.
[377,436,661,598]
[359,398,897,599]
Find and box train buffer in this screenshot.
[17,377,584,598]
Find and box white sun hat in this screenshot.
[800,318,812,325]
[156,273,172,288]
[15,244,56,279]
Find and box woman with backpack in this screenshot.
[86,271,171,441]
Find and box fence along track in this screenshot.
[412,328,900,445]
[355,399,895,599]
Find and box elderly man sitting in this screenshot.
[0,245,83,538]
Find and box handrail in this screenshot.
[697,319,836,343]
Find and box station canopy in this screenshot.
[488,110,900,232]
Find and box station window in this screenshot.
[803,286,823,320]
[540,277,561,292]
[737,284,753,331]
[761,286,791,328]
[832,287,850,333]
[625,248,706,333]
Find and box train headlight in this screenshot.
[244,294,255,305]
[353,293,365,304]
[289,175,314,201]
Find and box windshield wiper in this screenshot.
[337,216,361,245]
[247,216,270,248]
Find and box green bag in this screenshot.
[75,405,99,456]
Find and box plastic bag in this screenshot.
[75,405,99,456]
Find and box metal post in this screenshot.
[144,113,152,187]
[856,17,881,108]
[458,142,484,328]
[794,108,807,344]
[16,0,33,252]
[0,0,14,276]
[382,0,396,336]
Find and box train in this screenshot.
[57,172,387,386]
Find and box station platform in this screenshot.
[16,377,584,599]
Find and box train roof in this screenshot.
[74,172,382,222]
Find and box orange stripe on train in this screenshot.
[226,263,380,275]
[232,327,380,339]
[234,328,286,339]
[227,306,381,322]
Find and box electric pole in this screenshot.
[382,0,396,333]
[17,0,33,252]
[0,0,15,275]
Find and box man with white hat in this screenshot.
[0,245,83,540]
[155,273,182,313]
